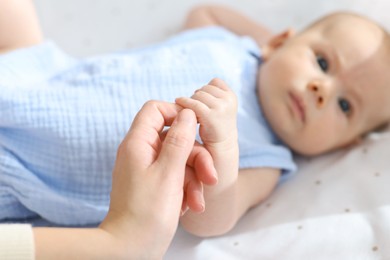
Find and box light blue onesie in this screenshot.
[0,27,296,225]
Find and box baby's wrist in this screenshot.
[204,133,238,153]
[205,139,239,180]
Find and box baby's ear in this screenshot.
[262,28,295,60]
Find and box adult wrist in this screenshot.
[99,213,166,259]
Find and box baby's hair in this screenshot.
[305,11,374,28]
[308,11,390,48]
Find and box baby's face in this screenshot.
[258,14,390,156]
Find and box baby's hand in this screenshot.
[176,78,238,151]
[176,79,240,223]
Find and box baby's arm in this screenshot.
[184,5,272,46]
[0,0,43,53]
[176,79,281,237]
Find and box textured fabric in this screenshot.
[0,26,296,225]
[0,224,34,260]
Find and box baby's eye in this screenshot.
[316,55,328,72]
[338,98,351,115]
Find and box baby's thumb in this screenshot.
[156,109,197,174]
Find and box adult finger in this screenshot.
[126,100,183,141]
[183,166,205,214]
[121,101,183,166]
[160,131,217,186]
[155,109,197,174]
[186,141,218,186]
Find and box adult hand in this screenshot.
[100,100,216,258]
[34,101,217,260]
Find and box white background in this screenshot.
[35,0,390,57]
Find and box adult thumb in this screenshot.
[156,109,197,173]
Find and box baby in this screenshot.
[1,2,390,238]
[177,6,390,236]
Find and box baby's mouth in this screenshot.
[289,92,306,123]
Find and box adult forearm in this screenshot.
[33,228,130,259]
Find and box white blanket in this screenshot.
[34,0,390,258]
[167,132,390,259]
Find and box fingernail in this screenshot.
[211,166,218,184]
[213,174,219,184]
[199,202,205,213]
[180,206,189,216]
[198,193,205,213]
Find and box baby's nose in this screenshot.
[307,82,326,109]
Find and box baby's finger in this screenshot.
[175,97,210,116]
[208,78,231,92]
[205,78,238,108]
[197,84,226,98]
[191,89,219,109]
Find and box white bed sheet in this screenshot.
[34,0,390,258]
[167,132,390,259]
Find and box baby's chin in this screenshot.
[289,145,326,157]
[276,134,334,157]
[286,138,350,157]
